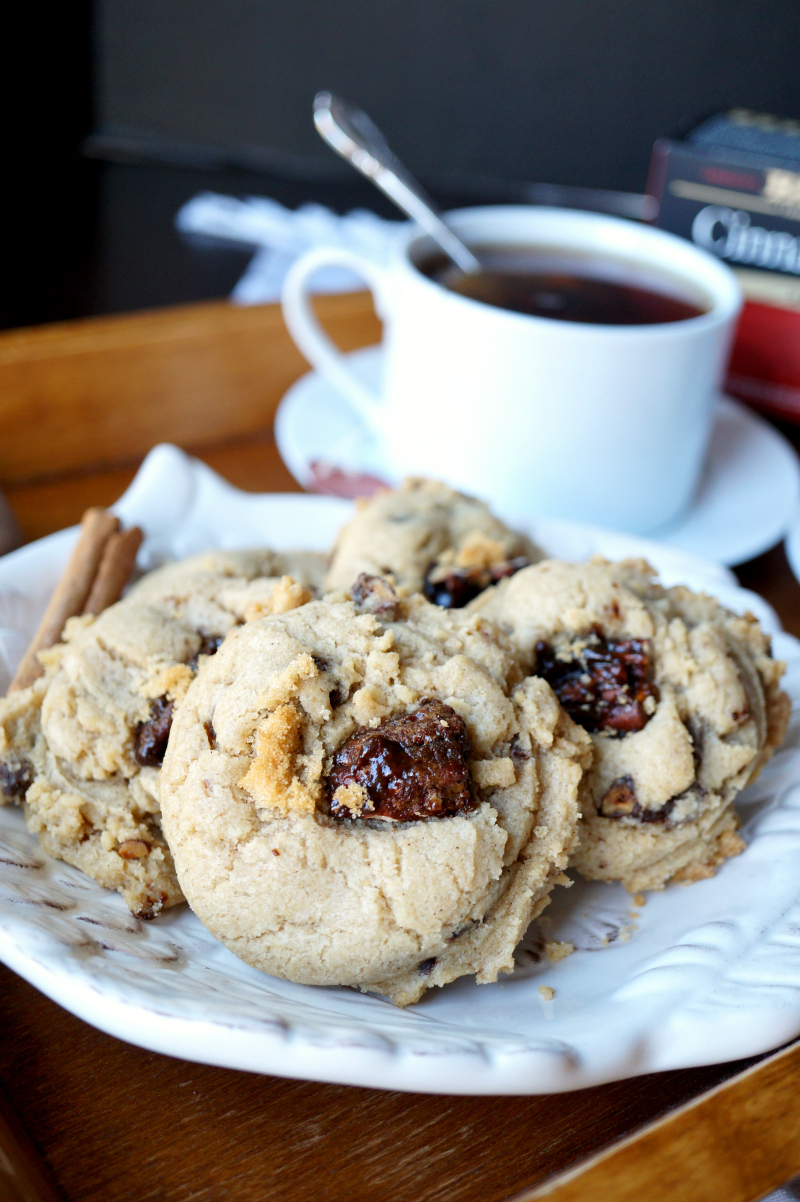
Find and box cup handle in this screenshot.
[281,247,389,430]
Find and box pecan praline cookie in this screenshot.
[159,589,590,1005]
[325,477,539,608]
[0,548,325,918]
[471,558,790,893]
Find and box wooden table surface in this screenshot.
[1,294,800,1202]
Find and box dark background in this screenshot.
[8,0,800,330]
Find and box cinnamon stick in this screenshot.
[83,525,143,616]
[8,508,119,693]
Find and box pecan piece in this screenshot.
[135,890,169,920]
[535,628,658,735]
[312,656,347,708]
[351,573,400,618]
[599,775,676,823]
[187,631,224,671]
[118,838,151,860]
[0,757,34,802]
[599,776,638,817]
[327,698,476,822]
[424,557,529,609]
[134,697,174,767]
[509,736,530,762]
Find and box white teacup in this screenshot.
[281,206,742,534]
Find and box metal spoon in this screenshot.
[313,91,481,274]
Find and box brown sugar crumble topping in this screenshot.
[327,698,476,822]
[534,629,658,735]
[134,696,174,767]
[423,557,529,609]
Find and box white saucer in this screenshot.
[275,345,800,566]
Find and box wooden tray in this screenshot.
[1,294,799,1202]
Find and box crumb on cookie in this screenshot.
[244,576,313,622]
[142,663,195,704]
[332,781,369,816]
[257,653,320,710]
[238,704,317,814]
[455,532,508,571]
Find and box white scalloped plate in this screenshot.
[1,444,799,1096]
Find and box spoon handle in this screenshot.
[313,92,481,275]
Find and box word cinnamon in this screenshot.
[8,508,143,693]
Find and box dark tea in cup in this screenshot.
[420,246,710,326]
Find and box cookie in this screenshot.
[0,548,325,917]
[325,477,539,607]
[160,584,590,1005]
[471,558,790,893]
